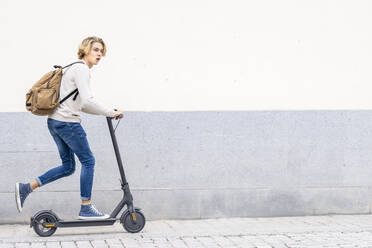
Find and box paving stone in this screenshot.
[2,215,372,247]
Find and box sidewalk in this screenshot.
[1,215,372,247]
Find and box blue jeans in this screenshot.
[36,118,95,200]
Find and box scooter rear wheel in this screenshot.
[121,209,145,233]
[33,212,57,237]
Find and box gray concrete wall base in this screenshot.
[1,187,371,224]
[1,111,372,224]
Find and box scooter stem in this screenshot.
[106,117,128,185]
[106,117,136,222]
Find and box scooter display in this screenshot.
[30,115,145,237]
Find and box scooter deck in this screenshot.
[56,218,117,227]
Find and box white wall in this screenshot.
[1,0,372,111]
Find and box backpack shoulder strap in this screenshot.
[53,61,85,69]
[62,61,85,69]
[57,61,84,104]
[59,89,78,104]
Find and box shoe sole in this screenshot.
[78,214,110,220]
[15,183,22,213]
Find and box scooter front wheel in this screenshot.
[33,212,58,237]
[121,209,145,233]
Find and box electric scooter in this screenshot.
[30,115,145,237]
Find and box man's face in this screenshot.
[85,42,104,67]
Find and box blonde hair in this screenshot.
[77,36,107,59]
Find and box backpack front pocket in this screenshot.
[35,88,58,110]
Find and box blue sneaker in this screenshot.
[15,183,32,213]
[78,204,109,220]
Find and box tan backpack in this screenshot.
[26,61,84,115]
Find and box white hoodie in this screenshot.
[48,60,116,123]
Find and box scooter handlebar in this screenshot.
[115,114,124,119]
[108,114,123,120]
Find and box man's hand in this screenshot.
[113,109,124,120]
